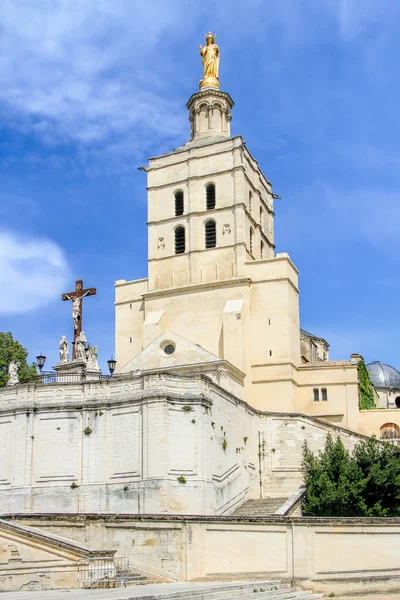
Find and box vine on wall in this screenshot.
[358,356,375,410]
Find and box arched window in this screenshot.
[249,227,254,254]
[175,226,185,254]
[205,220,216,248]
[260,240,264,258]
[380,423,400,439]
[206,184,216,210]
[249,191,253,213]
[175,191,184,216]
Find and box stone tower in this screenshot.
[116,37,301,411]
[146,83,275,293]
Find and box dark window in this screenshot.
[205,220,216,248]
[250,228,254,254]
[260,240,264,258]
[175,226,185,254]
[313,388,319,402]
[321,388,327,401]
[249,191,252,213]
[260,206,263,224]
[175,191,184,216]
[206,184,216,210]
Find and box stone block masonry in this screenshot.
[7,512,400,596]
[0,370,368,516]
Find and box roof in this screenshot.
[366,361,400,389]
[300,328,329,346]
[299,360,352,368]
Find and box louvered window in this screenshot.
[175,191,184,216]
[206,184,216,210]
[249,191,253,213]
[260,240,264,258]
[250,228,254,254]
[175,226,185,254]
[205,220,216,248]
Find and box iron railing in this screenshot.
[20,371,112,385]
[78,556,130,589]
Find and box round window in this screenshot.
[160,341,176,356]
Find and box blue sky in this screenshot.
[1,0,400,371]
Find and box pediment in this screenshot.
[121,330,224,373]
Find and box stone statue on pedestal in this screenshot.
[7,361,20,386]
[75,331,87,361]
[59,336,69,363]
[87,344,99,370]
[199,32,220,89]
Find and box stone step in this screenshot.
[0,580,323,599]
[233,498,288,516]
[173,585,293,600]
[132,584,322,600]
[132,581,285,598]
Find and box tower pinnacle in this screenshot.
[188,33,232,141]
[199,32,220,90]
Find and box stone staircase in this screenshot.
[131,581,323,600]
[233,497,288,516]
[0,580,324,598]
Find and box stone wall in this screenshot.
[0,518,112,592]
[0,371,367,516]
[9,513,400,595]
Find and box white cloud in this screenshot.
[0,0,190,161]
[0,231,70,315]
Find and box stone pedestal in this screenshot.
[187,88,234,141]
[53,360,101,383]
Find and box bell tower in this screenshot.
[115,33,300,412]
[146,33,275,292]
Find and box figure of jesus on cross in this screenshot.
[62,280,96,359]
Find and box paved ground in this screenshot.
[0,583,397,600]
[0,581,277,599]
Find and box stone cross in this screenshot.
[62,280,96,359]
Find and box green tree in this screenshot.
[0,332,37,387]
[302,434,400,517]
[358,356,375,410]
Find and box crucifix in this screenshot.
[62,280,96,359]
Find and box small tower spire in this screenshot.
[187,32,233,141]
[199,32,220,90]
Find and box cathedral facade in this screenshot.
[1,39,400,518]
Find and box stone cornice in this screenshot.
[186,89,234,110]
[142,276,251,298]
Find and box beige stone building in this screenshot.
[114,70,400,439]
[3,38,400,595]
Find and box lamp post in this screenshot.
[36,352,46,373]
[107,357,116,375]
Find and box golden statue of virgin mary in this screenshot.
[199,32,220,90]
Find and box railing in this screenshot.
[20,371,113,385]
[78,556,130,589]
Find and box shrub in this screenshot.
[302,433,400,517]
